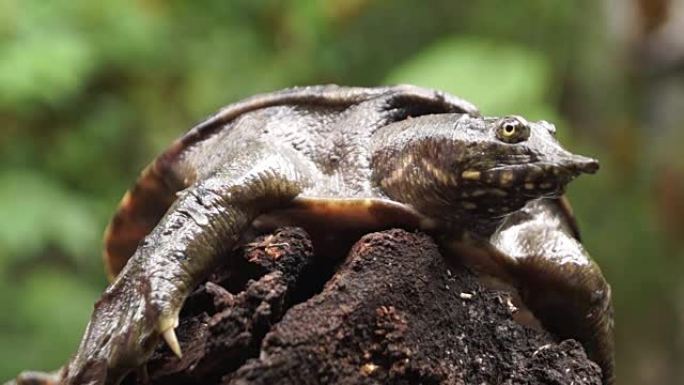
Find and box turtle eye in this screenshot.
[496,116,530,143]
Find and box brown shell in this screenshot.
[102,85,478,280]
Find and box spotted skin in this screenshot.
[23,85,611,385]
[371,114,598,235]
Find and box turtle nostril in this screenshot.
[583,159,599,174]
[574,157,599,174]
[562,154,599,175]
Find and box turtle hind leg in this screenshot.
[63,149,306,385]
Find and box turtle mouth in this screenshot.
[497,154,534,164]
[541,154,599,188]
[495,153,599,174]
[549,156,598,194]
[482,154,599,198]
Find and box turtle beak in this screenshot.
[530,150,599,197]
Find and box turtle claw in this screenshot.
[158,312,182,358]
[161,327,182,358]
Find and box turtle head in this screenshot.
[449,114,598,217]
[372,113,598,234]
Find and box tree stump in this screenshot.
[126,227,602,385]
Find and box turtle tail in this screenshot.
[103,160,183,281]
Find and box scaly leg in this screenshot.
[491,199,614,384]
[62,150,306,385]
[444,199,614,384]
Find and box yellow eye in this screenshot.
[502,122,517,137]
[496,116,530,143]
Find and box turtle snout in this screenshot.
[518,152,599,198]
[563,154,599,176]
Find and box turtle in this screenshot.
[46,85,611,384]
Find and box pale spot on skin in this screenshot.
[381,152,420,189]
[540,182,553,189]
[421,158,454,185]
[462,202,477,210]
[524,182,535,190]
[471,189,486,197]
[489,189,508,197]
[383,164,406,187]
[461,170,481,180]
[499,171,514,186]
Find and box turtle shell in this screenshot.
[103,85,479,280]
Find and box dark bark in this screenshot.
[123,227,602,385]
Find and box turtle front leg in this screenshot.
[489,199,614,384]
[446,199,614,384]
[62,152,305,385]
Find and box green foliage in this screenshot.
[0,268,99,376]
[0,171,100,260]
[0,171,104,374]
[0,0,161,110]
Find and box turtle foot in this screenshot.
[60,273,182,385]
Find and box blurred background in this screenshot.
[1,0,683,383]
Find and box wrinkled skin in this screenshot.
[9,85,612,385]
